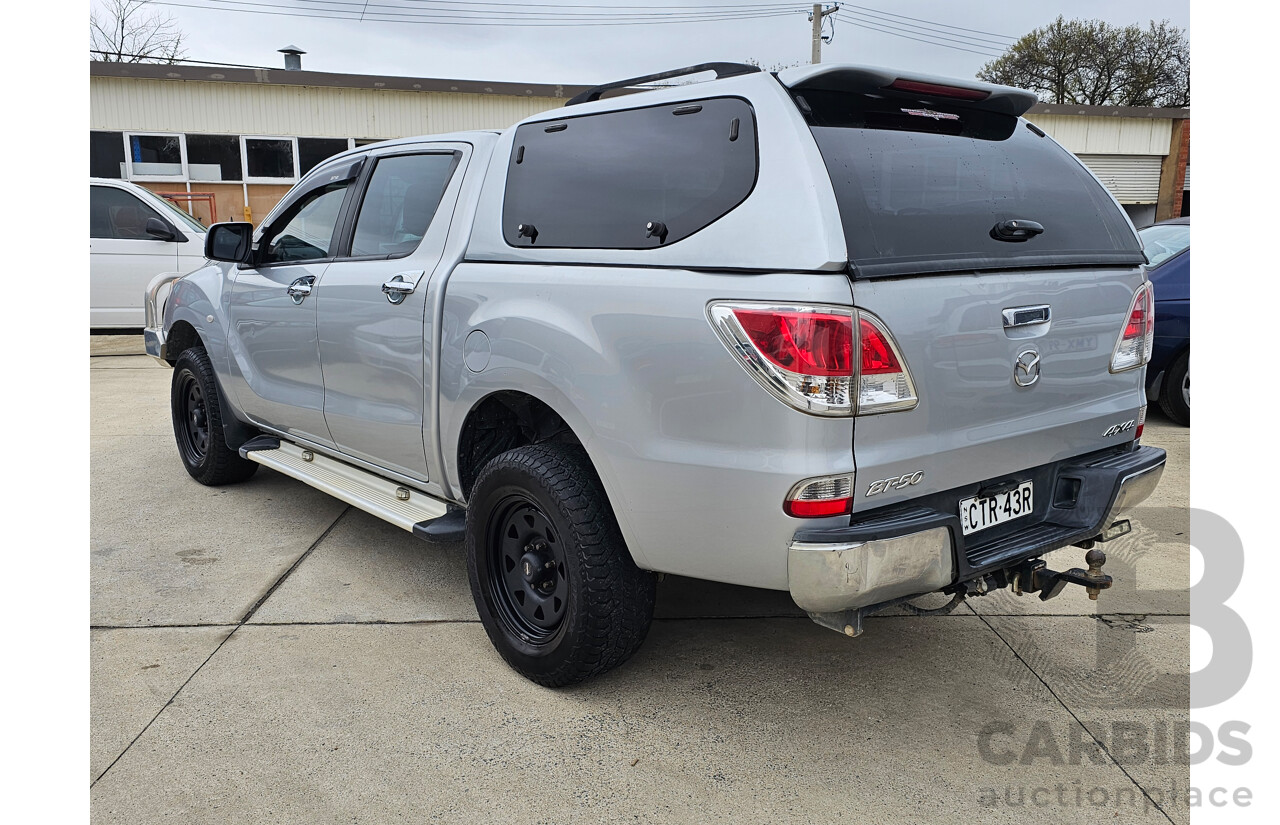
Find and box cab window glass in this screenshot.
[260,182,349,264]
[90,185,164,240]
[350,153,457,258]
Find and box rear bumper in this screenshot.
[787,444,1165,613]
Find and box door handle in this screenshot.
[381,270,425,305]
[287,276,315,304]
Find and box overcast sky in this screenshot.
[98,1,1190,86]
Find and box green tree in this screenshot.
[978,16,1189,107]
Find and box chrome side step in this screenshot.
[241,438,450,532]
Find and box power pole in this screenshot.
[810,3,839,64]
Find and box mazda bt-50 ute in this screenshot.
[144,63,1165,686]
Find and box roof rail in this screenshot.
[564,62,762,106]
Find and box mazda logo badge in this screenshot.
[1014,349,1041,387]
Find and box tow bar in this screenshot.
[1010,546,1113,601]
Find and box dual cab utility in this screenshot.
[145,63,1165,686]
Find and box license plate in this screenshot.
[959,481,1034,536]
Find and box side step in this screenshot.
[240,439,451,533]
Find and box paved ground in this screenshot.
[91,336,1190,824]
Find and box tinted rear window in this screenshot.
[799,90,1143,277]
[502,97,758,249]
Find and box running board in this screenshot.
[240,439,450,532]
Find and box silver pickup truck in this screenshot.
[144,62,1165,686]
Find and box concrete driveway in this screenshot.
[90,337,1190,824]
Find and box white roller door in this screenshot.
[1076,154,1163,203]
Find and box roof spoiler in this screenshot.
[776,64,1039,118]
[565,62,761,107]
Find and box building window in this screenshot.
[187,134,243,182]
[298,138,351,176]
[90,131,125,179]
[126,133,185,179]
[243,136,297,181]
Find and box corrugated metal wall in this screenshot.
[90,77,567,138]
[1076,154,1164,203]
[1024,114,1172,156]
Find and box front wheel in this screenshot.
[466,443,656,687]
[170,347,259,485]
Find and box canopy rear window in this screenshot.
[798,90,1144,278]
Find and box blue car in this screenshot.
[1139,218,1190,425]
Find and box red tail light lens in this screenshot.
[1110,283,1155,373]
[732,309,853,377]
[1135,404,1147,442]
[860,317,903,375]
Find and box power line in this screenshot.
[155,0,806,26]
[841,3,1015,41]
[840,9,1012,48]
[837,13,1006,55]
[278,0,807,16]
[835,14,1005,57]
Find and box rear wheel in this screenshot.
[466,443,656,687]
[170,347,259,485]
[1159,350,1189,426]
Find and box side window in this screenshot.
[259,182,350,265]
[502,97,758,249]
[90,185,164,240]
[350,153,458,258]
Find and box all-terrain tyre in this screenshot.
[466,442,657,687]
[170,346,259,486]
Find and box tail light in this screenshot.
[707,302,917,416]
[1110,283,1155,373]
[1135,404,1147,442]
[784,473,853,518]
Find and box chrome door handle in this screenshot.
[287,276,314,304]
[381,271,424,305]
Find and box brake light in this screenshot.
[707,303,918,417]
[886,78,990,101]
[1110,283,1155,373]
[784,474,854,518]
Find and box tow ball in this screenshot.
[1010,547,1113,602]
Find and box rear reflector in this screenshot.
[1110,283,1155,373]
[886,78,990,101]
[785,474,854,518]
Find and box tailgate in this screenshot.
[850,267,1146,512]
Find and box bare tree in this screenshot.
[978,16,1189,107]
[90,0,187,63]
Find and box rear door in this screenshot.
[316,145,466,481]
[786,71,1149,513]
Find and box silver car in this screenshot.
[145,63,1165,686]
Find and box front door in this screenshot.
[90,184,179,327]
[316,147,466,480]
[227,171,357,446]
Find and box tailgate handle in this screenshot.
[991,219,1044,242]
[1003,305,1051,329]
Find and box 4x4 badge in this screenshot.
[1014,349,1042,387]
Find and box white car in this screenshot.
[90,178,208,328]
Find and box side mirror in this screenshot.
[205,222,255,263]
[144,217,178,242]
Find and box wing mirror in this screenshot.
[144,217,178,242]
[205,222,255,263]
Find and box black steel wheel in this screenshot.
[170,347,259,486]
[466,442,656,687]
[1159,349,1189,427]
[487,496,570,644]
